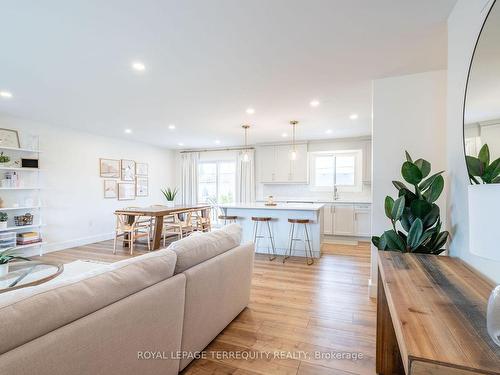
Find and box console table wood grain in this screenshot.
[377,251,500,375]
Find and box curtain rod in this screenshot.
[180,147,255,154]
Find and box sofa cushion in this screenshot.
[0,249,177,355]
[168,223,242,274]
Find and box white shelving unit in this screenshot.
[0,135,45,255]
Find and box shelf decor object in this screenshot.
[468,184,500,346]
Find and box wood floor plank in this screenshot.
[34,239,376,375]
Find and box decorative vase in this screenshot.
[165,201,175,208]
[487,285,500,346]
[0,263,8,277]
[0,221,7,229]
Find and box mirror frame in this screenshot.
[462,0,498,185]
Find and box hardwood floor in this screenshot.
[36,240,376,375]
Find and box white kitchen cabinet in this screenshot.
[333,204,355,236]
[259,146,277,182]
[258,143,308,183]
[354,204,371,237]
[290,144,308,183]
[322,203,371,237]
[323,204,334,235]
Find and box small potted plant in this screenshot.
[0,152,10,164]
[161,187,178,207]
[0,248,31,276]
[0,212,8,229]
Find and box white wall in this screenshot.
[447,0,500,283]
[0,114,176,255]
[370,70,447,295]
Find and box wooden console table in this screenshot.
[377,251,500,375]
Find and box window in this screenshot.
[198,161,236,204]
[311,150,362,191]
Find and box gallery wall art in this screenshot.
[98,158,149,200]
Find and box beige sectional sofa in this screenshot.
[0,224,254,375]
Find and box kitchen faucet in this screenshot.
[333,186,339,201]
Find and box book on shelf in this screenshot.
[17,231,41,245]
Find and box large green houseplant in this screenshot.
[372,151,449,254]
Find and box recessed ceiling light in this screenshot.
[178,142,184,146]
[124,129,132,134]
[281,132,288,138]
[325,129,333,134]
[310,100,320,107]
[0,91,13,99]
[246,108,255,115]
[214,139,221,145]
[131,61,146,71]
[168,124,176,130]
[349,113,359,120]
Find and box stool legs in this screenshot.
[284,222,314,265]
[253,220,276,261]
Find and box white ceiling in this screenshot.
[0,0,456,149]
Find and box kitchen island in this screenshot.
[220,202,324,258]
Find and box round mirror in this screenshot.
[464,1,500,184]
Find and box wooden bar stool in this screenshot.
[218,215,238,225]
[284,219,314,265]
[251,217,277,261]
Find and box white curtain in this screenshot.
[180,152,199,205]
[236,149,255,203]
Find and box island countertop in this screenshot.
[219,202,324,211]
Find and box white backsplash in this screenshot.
[257,182,372,202]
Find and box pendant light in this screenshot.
[289,120,299,160]
[242,124,250,162]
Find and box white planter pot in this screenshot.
[0,263,8,277]
[165,201,175,208]
[0,221,7,229]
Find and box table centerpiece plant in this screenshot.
[372,151,449,254]
[161,187,178,207]
[0,247,31,276]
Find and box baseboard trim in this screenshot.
[40,233,115,255]
[255,247,321,258]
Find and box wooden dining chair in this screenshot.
[194,208,212,232]
[113,213,151,255]
[163,212,193,245]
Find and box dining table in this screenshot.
[114,204,211,250]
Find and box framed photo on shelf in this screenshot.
[99,158,120,178]
[103,179,118,199]
[0,128,20,148]
[136,177,148,197]
[120,159,136,181]
[136,162,148,176]
[118,182,135,200]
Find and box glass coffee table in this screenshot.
[0,261,64,294]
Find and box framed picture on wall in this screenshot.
[121,159,136,181]
[118,182,135,200]
[136,162,148,176]
[136,177,148,197]
[104,179,118,198]
[0,128,20,148]
[100,158,120,178]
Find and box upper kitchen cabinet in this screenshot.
[257,143,308,183]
